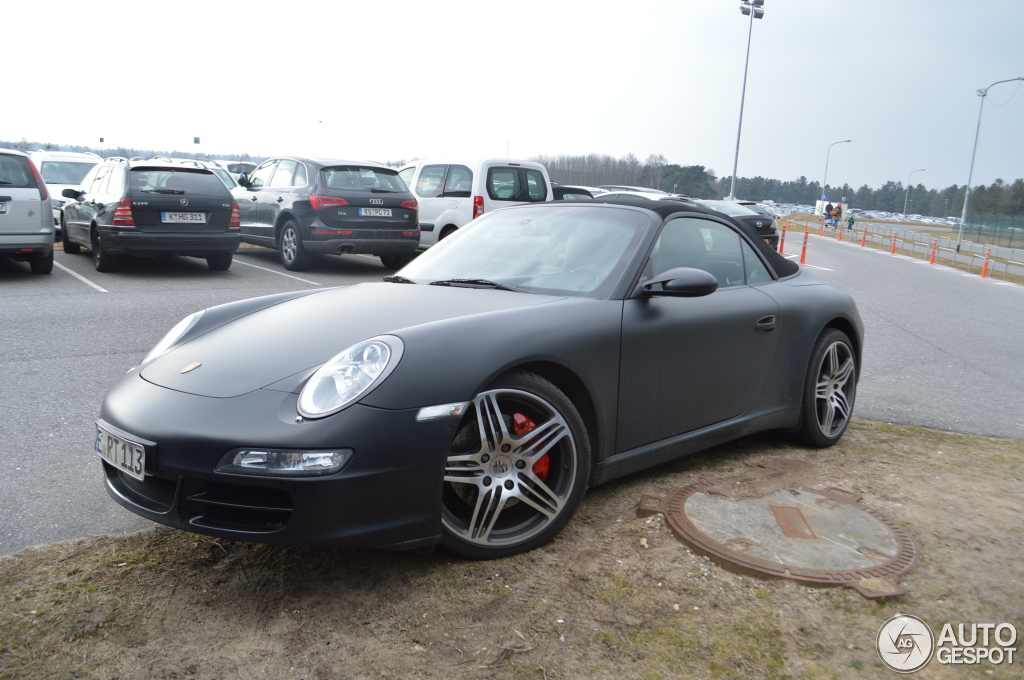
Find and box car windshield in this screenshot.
[320,166,408,192]
[40,161,98,185]
[700,201,758,217]
[400,205,650,297]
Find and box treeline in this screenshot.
[1,139,262,164]
[535,152,1024,219]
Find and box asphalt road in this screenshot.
[1,238,1021,556]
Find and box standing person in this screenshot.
[846,214,855,231]
[833,203,843,222]
[825,201,834,218]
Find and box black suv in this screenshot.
[60,158,240,272]
[233,156,419,270]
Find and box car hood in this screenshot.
[140,282,564,398]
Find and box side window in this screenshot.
[415,165,447,198]
[249,160,277,189]
[741,240,773,284]
[651,217,745,289]
[89,166,111,194]
[443,165,473,198]
[397,166,415,189]
[105,166,125,196]
[269,160,297,188]
[488,168,521,201]
[293,162,308,187]
[525,169,547,201]
[78,165,101,193]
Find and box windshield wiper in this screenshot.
[429,278,525,292]
[141,189,186,195]
[370,188,400,193]
[383,275,416,284]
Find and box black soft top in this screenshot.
[591,197,799,278]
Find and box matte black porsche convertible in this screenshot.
[97,199,862,559]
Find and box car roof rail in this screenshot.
[105,156,129,163]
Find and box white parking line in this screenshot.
[53,261,108,293]
[800,263,834,271]
[234,259,323,286]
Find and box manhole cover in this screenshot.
[639,485,917,598]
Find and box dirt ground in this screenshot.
[2,419,1022,680]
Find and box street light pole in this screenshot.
[728,0,764,200]
[822,139,852,203]
[903,169,926,217]
[955,77,1024,252]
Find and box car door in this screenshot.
[616,215,781,451]
[234,160,276,245]
[0,154,43,237]
[63,164,101,243]
[260,159,301,241]
[72,165,112,244]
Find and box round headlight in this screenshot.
[138,310,205,367]
[297,335,404,418]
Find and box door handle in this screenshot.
[755,315,777,334]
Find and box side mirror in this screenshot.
[641,267,718,297]
[62,188,82,199]
[237,173,251,188]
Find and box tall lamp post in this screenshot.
[955,76,1024,252]
[728,0,764,200]
[821,139,852,204]
[903,169,926,218]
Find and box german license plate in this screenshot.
[0,202,6,214]
[95,423,146,481]
[359,207,392,217]
[161,212,206,223]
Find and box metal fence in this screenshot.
[962,214,1024,249]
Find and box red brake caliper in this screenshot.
[513,413,549,482]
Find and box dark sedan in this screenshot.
[97,199,861,559]
[697,199,779,249]
[233,157,419,270]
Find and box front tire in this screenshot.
[793,329,857,447]
[278,220,311,271]
[91,229,120,272]
[440,371,590,559]
[61,216,81,254]
[207,251,233,271]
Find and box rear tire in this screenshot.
[278,221,311,271]
[30,251,53,274]
[61,217,81,254]
[91,229,120,272]
[792,329,857,448]
[207,252,233,271]
[439,226,457,241]
[380,253,416,270]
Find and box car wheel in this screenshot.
[794,329,857,448]
[439,226,457,241]
[441,371,590,559]
[279,220,311,271]
[91,229,120,272]
[379,253,416,270]
[61,216,81,254]
[207,252,233,271]
[30,251,53,274]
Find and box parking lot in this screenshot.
[2,236,1023,558]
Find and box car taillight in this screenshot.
[26,157,48,201]
[400,199,418,211]
[112,197,135,226]
[473,195,484,219]
[310,195,350,210]
[229,200,241,228]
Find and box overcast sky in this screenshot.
[4,0,1021,192]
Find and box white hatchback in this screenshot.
[0,148,54,273]
[397,159,553,249]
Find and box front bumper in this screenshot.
[99,373,460,549]
[99,227,240,256]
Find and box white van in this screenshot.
[29,150,102,229]
[397,159,552,249]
